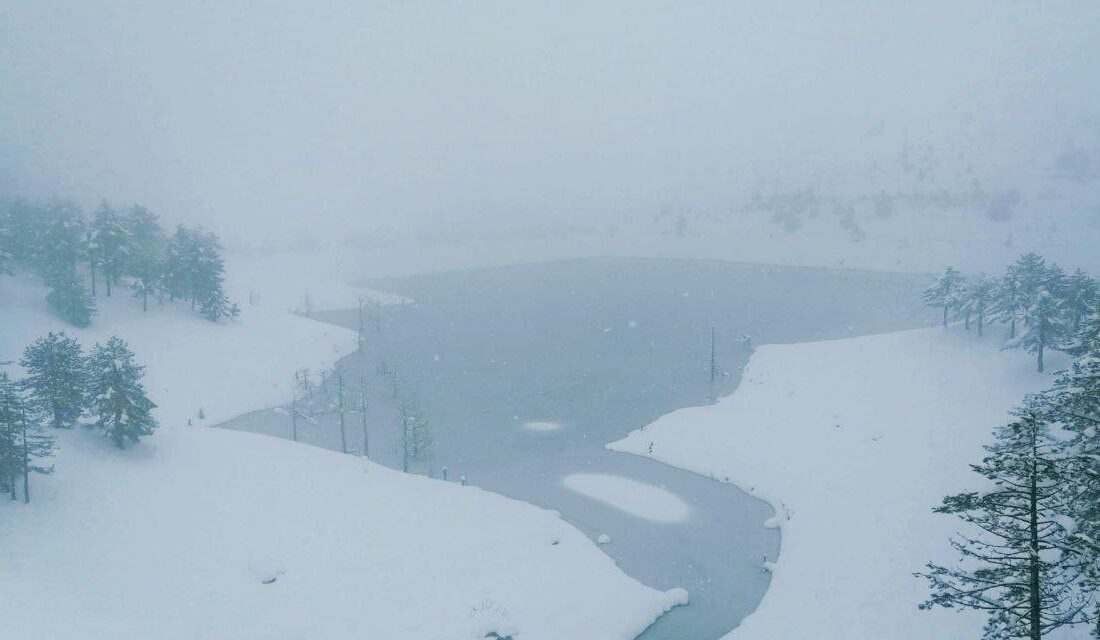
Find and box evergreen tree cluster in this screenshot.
[919,284,1100,637]
[0,199,238,325]
[925,254,1099,372]
[0,332,158,503]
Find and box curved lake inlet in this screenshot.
[218,257,933,639]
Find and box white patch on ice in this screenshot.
[562,473,691,523]
[521,421,563,432]
[597,533,612,545]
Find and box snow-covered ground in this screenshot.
[0,262,685,640]
[610,326,1072,639]
[562,473,692,524]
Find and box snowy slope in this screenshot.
[0,266,685,640]
[610,327,1078,639]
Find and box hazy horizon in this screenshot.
[2,2,1099,253]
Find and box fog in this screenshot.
[2,2,1099,256]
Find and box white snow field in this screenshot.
[0,264,686,640]
[562,473,692,524]
[610,327,1074,639]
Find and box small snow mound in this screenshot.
[664,588,690,607]
[521,421,562,432]
[247,559,285,585]
[597,533,612,545]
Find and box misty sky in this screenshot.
[2,2,1098,246]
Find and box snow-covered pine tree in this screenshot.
[20,332,87,429]
[924,266,966,328]
[995,254,1050,340]
[398,401,432,473]
[359,376,369,458]
[0,372,55,503]
[918,406,1094,639]
[86,337,158,448]
[1014,289,1069,373]
[162,225,194,302]
[163,225,236,320]
[194,230,238,321]
[2,199,46,265]
[0,201,14,276]
[959,277,996,336]
[45,274,96,327]
[33,200,85,282]
[122,205,166,312]
[1066,310,1100,358]
[36,201,96,326]
[996,273,1030,341]
[88,201,128,296]
[1038,320,1100,630]
[1043,263,1068,298]
[1062,270,1098,334]
[90,203,130,296]
[0,372,24,499]
[335,369,348,453]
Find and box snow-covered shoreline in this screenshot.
[610,326,1070,639]
[0,254,687,640]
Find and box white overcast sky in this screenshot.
[1,2,1098,245]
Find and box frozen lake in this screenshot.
[220,257,934,639]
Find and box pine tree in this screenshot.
[1066,310,1100,358]
[334,368,349,453]
[960,277,997,336]
[89,203,130,297]
[359,376,369,458]
[924,267,966,328]
[45,274,96,327]
[996,255,1049,340]
[35,201,96,326]
[1043,263,1068,297]
[1013,289,1068,373]
[0,373,55,503]
[86,337,158,448]
[996,274,1030,341]
[1063,270,1098,334]
[1039,334,1100,631]
[122,205,166,312]
[194,229,237,320]
[162,225,194,302]
[0,201,14,276]
[398,401,432,473]
[163,225,237,320]
[20,332,87,429]
[34,200,86,284]
[0,373,24,499]
[3,199,47,264]
[918,407,1094,639]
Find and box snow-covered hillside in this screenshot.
[0,265,685,640]
[611,327,1074,639]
